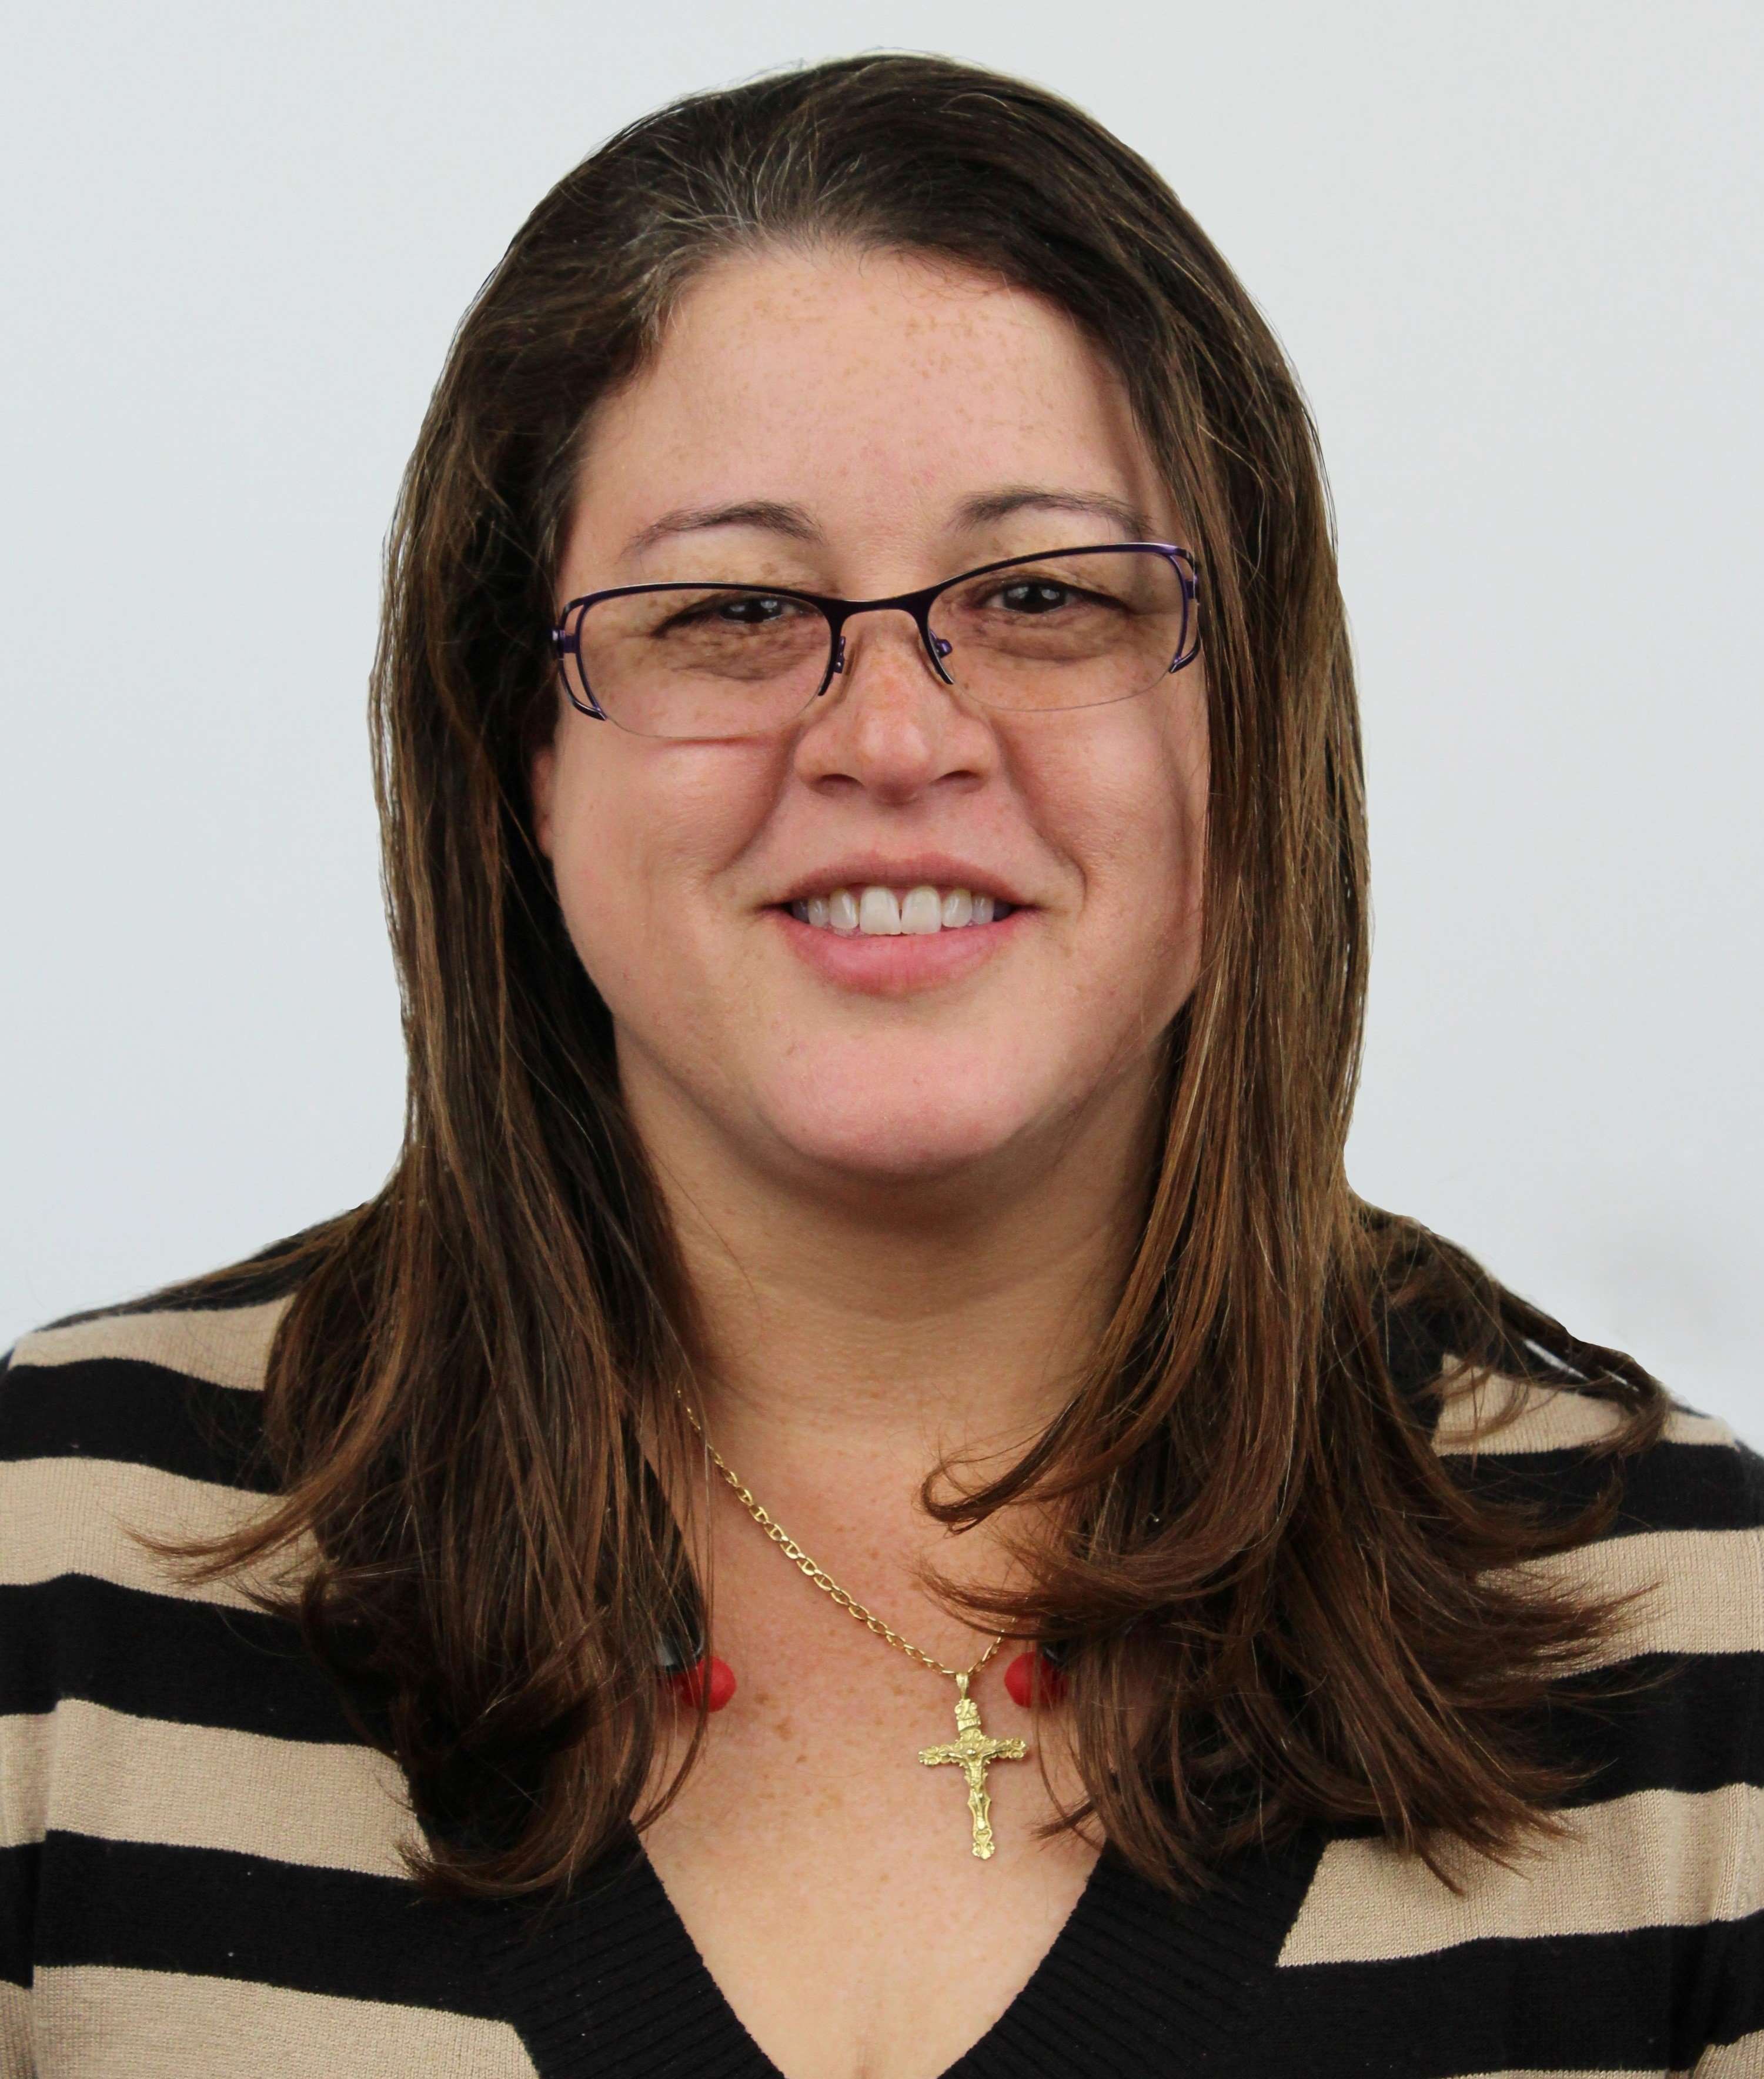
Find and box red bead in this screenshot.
[669,1653,737,1712]
[1004,1650,1068,1708]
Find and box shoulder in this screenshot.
[3,1284,293,1436]
[1283,1361,1764,2057]
[1431,1361,1764,1954]
[0,1274,396,1850]
[1,1287,296,1574]
[0,1279,532,2071]
[1426,1357,1764,1666]
[0,1213,343,1489]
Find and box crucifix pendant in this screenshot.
[917,1669,1028,1859]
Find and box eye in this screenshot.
[994,579,1078,616]
[715,594,794,625]
[661,592,796,633]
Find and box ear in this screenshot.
[529,739,558,860]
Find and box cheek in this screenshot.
[544,735,780,1009]
[1027,686,1207,970]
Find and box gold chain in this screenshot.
[672,1384,1006,1683]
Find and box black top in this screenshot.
[2,1283,1762,2076]
[487,1819,1318,2077]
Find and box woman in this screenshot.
[2,51,1759,2079]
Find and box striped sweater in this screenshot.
[1,1281,1761,2077]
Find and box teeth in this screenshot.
[900,886,942,935]
[789,884,1014,934]
[858,886,902,935]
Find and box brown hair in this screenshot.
[132,51,1666,1901]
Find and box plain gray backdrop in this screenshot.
[4,2,1759,1439]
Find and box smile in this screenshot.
[787,885,1017,935]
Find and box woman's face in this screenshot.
[533,246,1208,1195]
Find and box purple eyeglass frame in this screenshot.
[547,540,1201,725]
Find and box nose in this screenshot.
[827,599,953,688]
[794,604,989,800]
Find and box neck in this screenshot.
[623,1059,1163,1489]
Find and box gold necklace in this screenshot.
[672,1385,1029,1860]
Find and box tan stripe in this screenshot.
[1511,1526,1764,1668]
[1686,2032,1764,2077]
[7,1461,1753,1665]
[1420,2058,1759,2078]
[0,1454,310,1609]
[2,1699,415,1876]
[8,1295,290,1393]
[1281,1781,1763,1967]
[1432,1370,1736,1457]
[0,1978,29,2071]
[0,1712,49,1849]
[32,1965,537,2078]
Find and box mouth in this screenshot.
[781,883,1018,936]
[767,882,1030,996]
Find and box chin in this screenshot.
[757,1079,1040,1189]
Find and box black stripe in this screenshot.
[1262,1920,1733,2076]
[0,1578,360,1745]
[16,1842,1761,2074]
[0,1356,273,1493]
[4,1573,1752,1806]
[1705,1906,1764,2055]
[0,1843,38,1990]
[1451,1434,1764,1538]
[1545,1650,1764,1804]
[14,1350,1758,1540]
[33,1831,503,2020]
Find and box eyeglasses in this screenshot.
[549,542,1201,740]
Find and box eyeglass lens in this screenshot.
[564,546,1192,739]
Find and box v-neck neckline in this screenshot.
[478,1303,1445,2073]
[488,1817,1323,2078]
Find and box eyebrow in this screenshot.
[951,486,1156,540]
[620,486,1158,562]
[623,499,822,559]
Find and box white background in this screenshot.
[3,4,1759,1440]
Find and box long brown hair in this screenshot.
[126,52,1666,1901]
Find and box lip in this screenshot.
[770,853,1032,910]
[769,902,1031,996]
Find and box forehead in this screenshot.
[566,245,1174,563]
